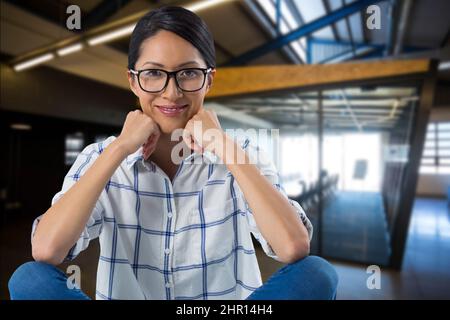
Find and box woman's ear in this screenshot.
[127,70,139,97]
[205,69,216,94]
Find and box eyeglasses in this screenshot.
[129,67,213,93]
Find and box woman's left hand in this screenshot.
[183,108,224,155]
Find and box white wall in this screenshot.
[416,107,450,198]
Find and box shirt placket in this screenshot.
[163,177,176,299]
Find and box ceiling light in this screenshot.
[87,23,136,46]
[57,43,83,56]
[13,53,54,72]
[185,0,231,12]
[10,123,32,130]
[11,0,233,69]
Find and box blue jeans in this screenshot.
[8,256,338,300]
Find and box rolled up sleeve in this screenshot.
[31,142,108,261]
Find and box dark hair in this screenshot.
[128,6,216,70]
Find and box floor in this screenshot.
[337,197,450,299]
[256,197,450,299]
[1,198,449,300]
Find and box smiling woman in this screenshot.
[127,6,216,134]
[8,6,337,301]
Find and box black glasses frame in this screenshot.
[129,67,213,93]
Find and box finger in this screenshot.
[146,127,161,144]
[183,130,202,153]
[147,137,159,150]
[146,135,154,146]
[192,142,203,154]
[182,128,193,150]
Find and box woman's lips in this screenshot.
[156,104,188,117]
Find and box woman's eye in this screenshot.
[179,70,197,78]
[143,70,162,77]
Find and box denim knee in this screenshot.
[290,255,339,299]
[8,261,56,300]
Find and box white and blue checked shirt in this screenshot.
[32,136,312,300]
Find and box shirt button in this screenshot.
[167,212,173,218]
[164,248,171,255]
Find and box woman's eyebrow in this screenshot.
[142,61,200,68]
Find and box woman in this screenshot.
[8,6,337,300]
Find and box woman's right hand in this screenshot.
[117,110,161,159]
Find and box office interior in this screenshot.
[1,0,449,299]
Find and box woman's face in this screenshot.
[128,30,215,134]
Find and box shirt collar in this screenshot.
[125,147,155,171]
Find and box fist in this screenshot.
[117,110,160,159]
[183,108,223,154]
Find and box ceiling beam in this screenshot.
[207,59,430,99]
[240,0,303,64]
[83,0,134,30]
[393,0,414,55]
[322,0,340,41]
[385,0,399,56]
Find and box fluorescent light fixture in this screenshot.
[87,23,136,46]
[10,123,32,130]
[438,61,450,71]
[13,53,54,72]
[57,43,83,56]
[79,1,230,47]
[185,0,231,12]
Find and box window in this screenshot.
[256,0,307,62]
[420,122,450,174]
[65,132,84,166]
[280,132,382,196]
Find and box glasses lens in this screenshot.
[139,70,167,92]
[177,69,205,91]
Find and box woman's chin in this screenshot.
[160,122,187,135]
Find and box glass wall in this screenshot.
[215,80,422,267]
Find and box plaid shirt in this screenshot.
[32,136,312,300]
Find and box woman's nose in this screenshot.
[161,76,182,99]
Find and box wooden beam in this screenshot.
[207,59,431,99]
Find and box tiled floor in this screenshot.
[256,197,450,299]
[335,197,450,299]
[1,197,449,299]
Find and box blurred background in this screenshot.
[1,0,449,300]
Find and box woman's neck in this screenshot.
[148,133,183,180]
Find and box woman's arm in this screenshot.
[32,110,159,265]
[219,134,310,264]
[185,109,310,264]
